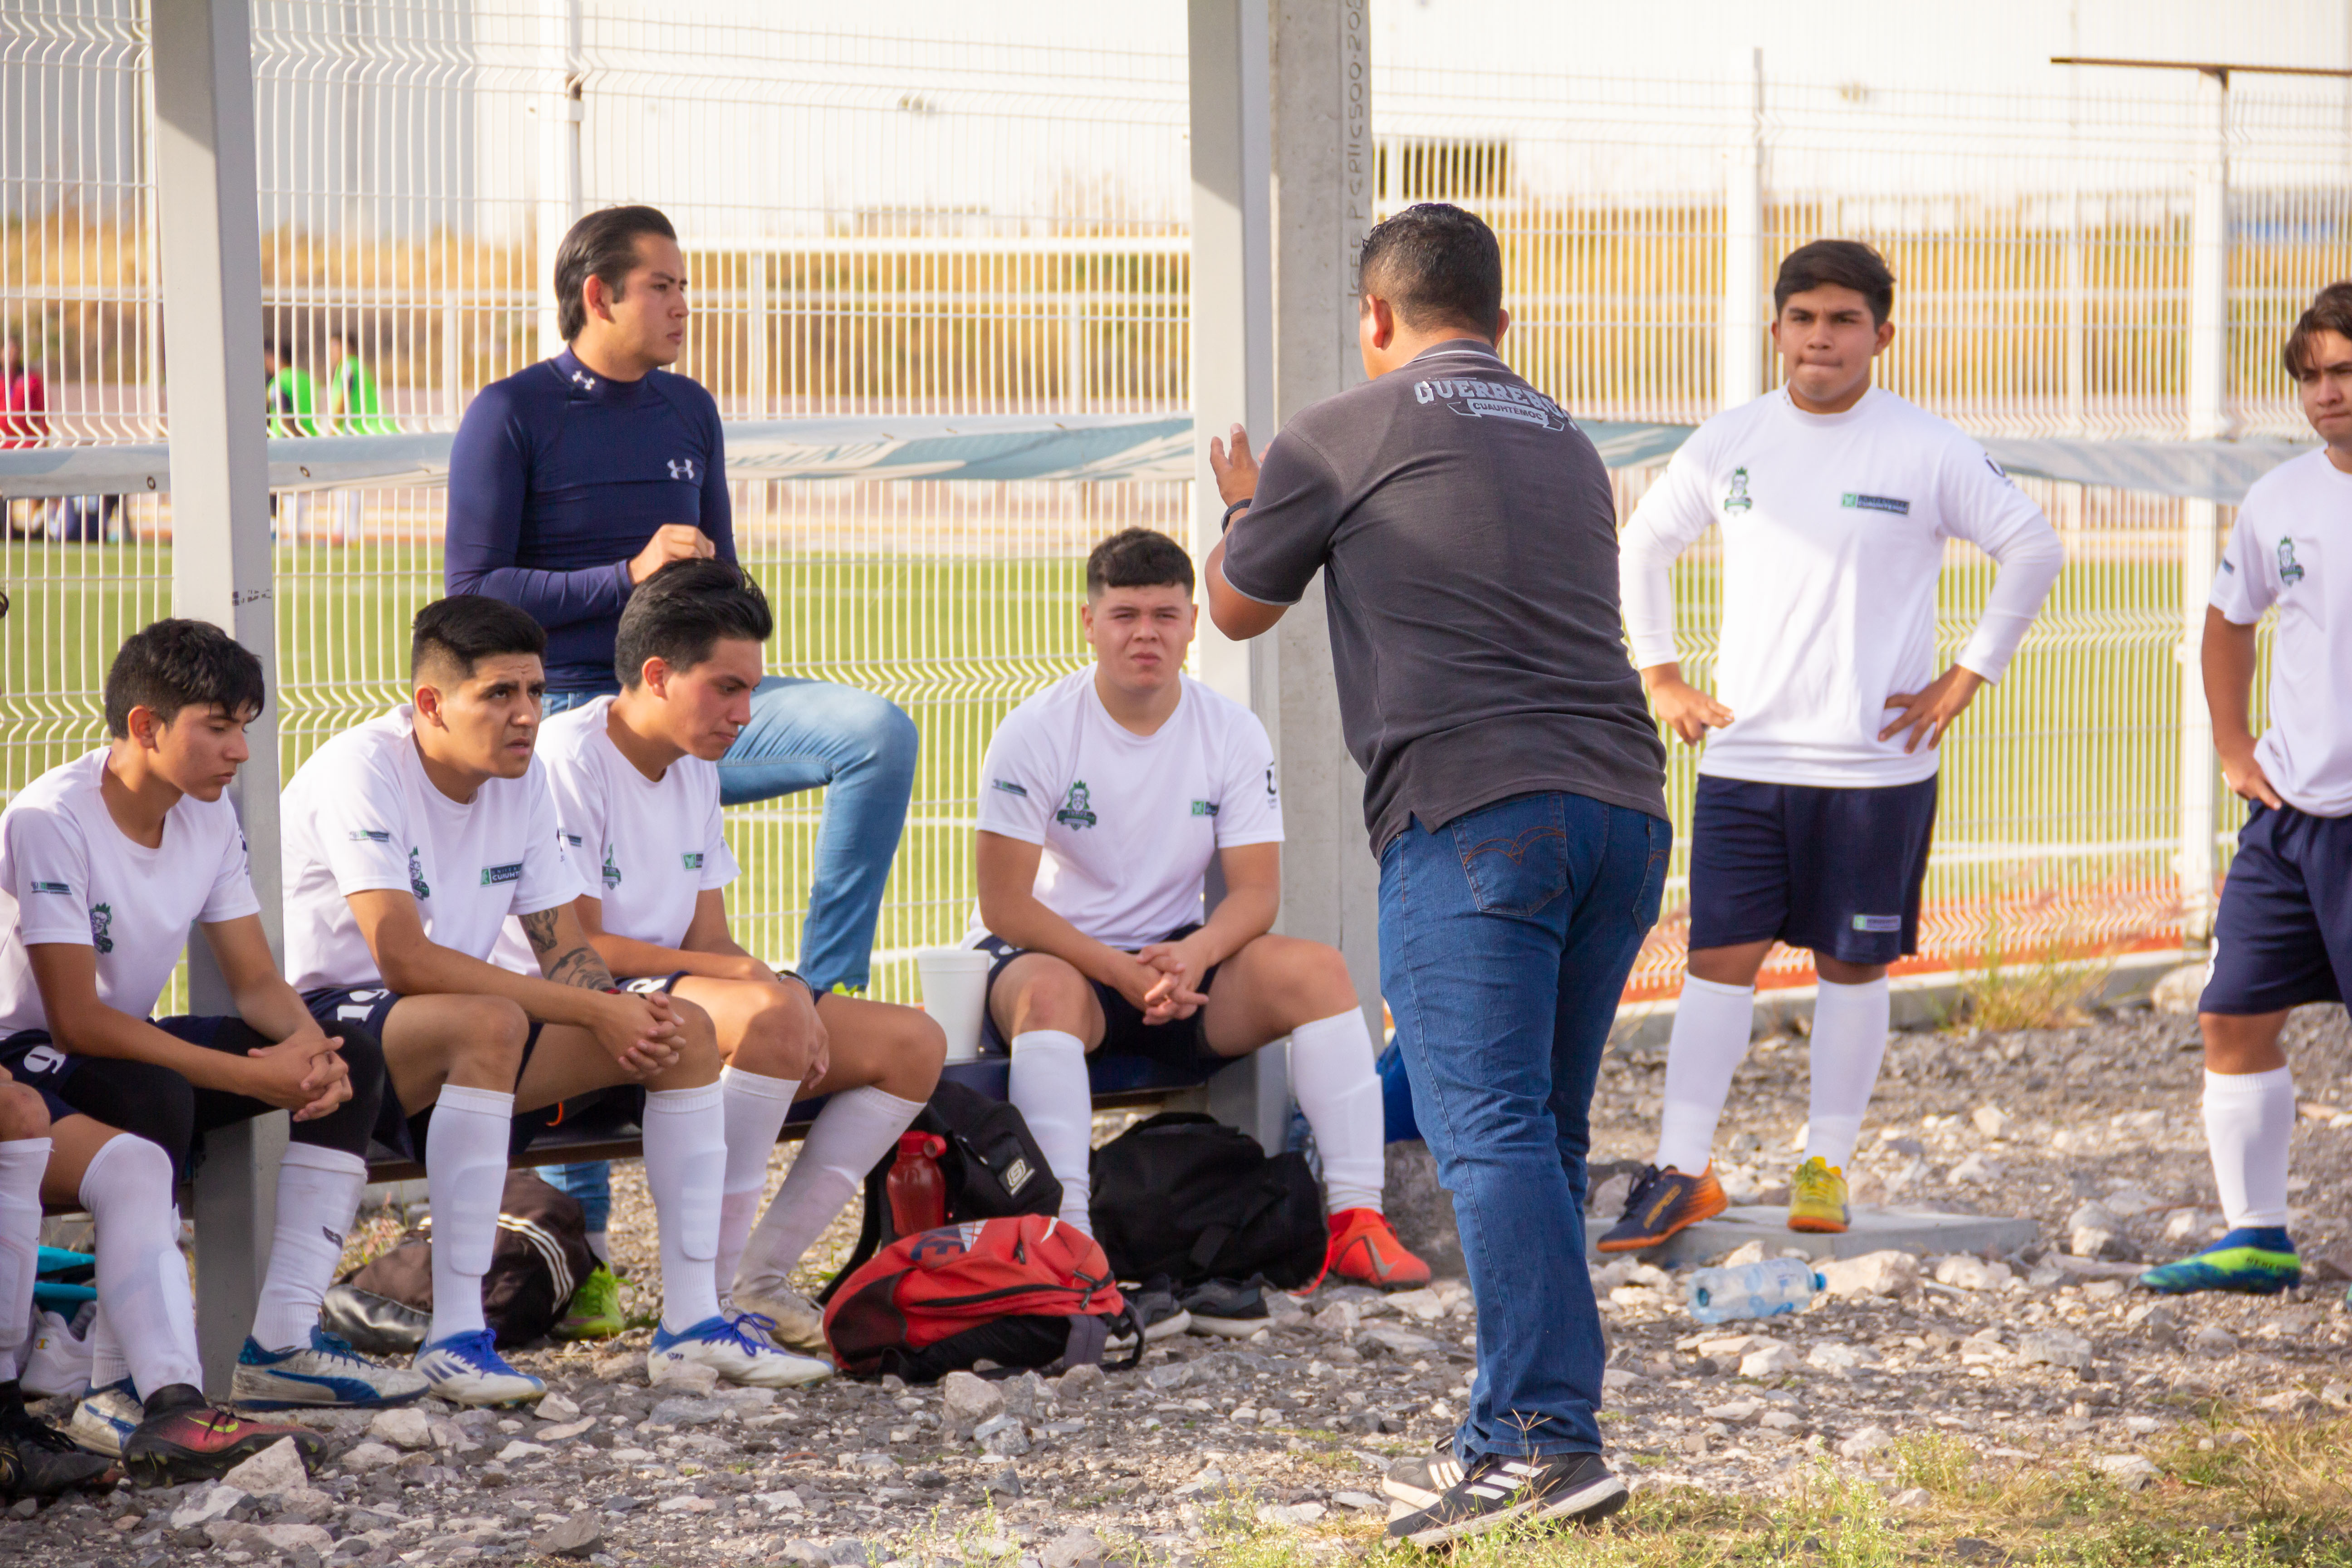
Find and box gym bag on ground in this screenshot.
[823,1213,1136,1382]
[321,1170,594,1352]
[1087,1111,1327,1289]
[817,1080,1063,1306]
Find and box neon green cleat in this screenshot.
[2138,1230,2301,1296]
[552,1263,627,1341]
[1787,1156,1850,1234]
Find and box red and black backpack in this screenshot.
[822,1213,1139,1382]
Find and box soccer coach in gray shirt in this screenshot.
[1204,204,1669,1548]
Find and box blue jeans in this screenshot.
[539,674,918,1231]
[1380,790,1667,1460]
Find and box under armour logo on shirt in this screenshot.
[570,369,598,392]
[668,458,697,481]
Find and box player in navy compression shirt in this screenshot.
[443,206,919,1298]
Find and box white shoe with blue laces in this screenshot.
[234,1326,431,1409]
[648,1313,832,1389]
[411,1329,545,1407]
[66,1377,142,1458]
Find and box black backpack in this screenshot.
[1087,1112,1326,1289]
[816,1080,1064,1306]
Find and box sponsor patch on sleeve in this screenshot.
[990,779,1029,797]
[1840,493,1911,516]
[1191,800,1220,817]
[347,828,392,843]
[480,862,524,886]
[27,880,70,896]
[682,852,705,870]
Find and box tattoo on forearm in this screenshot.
[546,944,616,991]
[519,908,562,956]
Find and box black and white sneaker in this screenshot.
[1385,1450,1626,1548]
[1382,1436,1467,1512]
[1106,1277,1192,1351]
[1180,1278,1269,1338]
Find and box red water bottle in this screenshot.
[887,1132,948,1236]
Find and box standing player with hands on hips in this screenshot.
[1598,240,2063,1254]
[2141,282,2352,1300]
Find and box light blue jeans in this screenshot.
[539,674,918,1233]
[1382,789,1668,1459]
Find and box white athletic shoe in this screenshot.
[411,1330,546,1407]
[648,1313,833,1389]
[68,1377,142,1458]
[22,1308,95,1400]
[234,1328,431,1409]
[727,1283,829,1357]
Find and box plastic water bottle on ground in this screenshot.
[1686,1257,1824,1324]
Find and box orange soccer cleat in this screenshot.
[1323,1207,1433,1290]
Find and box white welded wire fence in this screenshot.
[3,1,2330,1006]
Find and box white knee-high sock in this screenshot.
[1008,1029,1094,1235]
[1803,976,1890,1172]
[715,1066,801,1309]
[735,1086,925,1298]
[1654,975,1756,1174]
[87,1304,127,1390]
[643,1083,727,1332]
[2204,1066,2295,1230]
[79,1135,201,1399]
[424,1085,514,1345]
[1289,1009,1385,1215]
[251,1144,367,1352]
[0,1138,49,1361]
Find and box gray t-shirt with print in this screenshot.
[1221,339,1666,855]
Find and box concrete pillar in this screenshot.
[1188,0,1283,1152]
[1720,46,1764,411]
[2179,68,2231,938]
[1269,0,1381,1038]
[151,0,286,1396]
[533,0,581,362]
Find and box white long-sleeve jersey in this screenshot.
[1618,386,2064,788]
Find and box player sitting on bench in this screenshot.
[279,595,826,1403]
[0,619,385,1480]
[971,528,1426,1288]
[521,559,943,1354]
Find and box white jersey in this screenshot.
[970,669,1283,950]
[281,705,584,993]
[524,696,737,952]
[2210,448,2352,817]
[1619,385,2064,788]
[0,750,260,1035]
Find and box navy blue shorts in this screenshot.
[1686,774,1938,966]
[0,1016,219,1124]
[2202,804,2352,1015]
[976,924,1231,1083]
[302,986,551,1159]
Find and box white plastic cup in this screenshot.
[916,947,994,1063]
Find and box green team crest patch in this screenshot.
[601,848,622,889]
[2279,538,2306,585]
[408,847,431,900]
[1723,466,1754,513]
[1054,781,1098,829]
[89,902,114,954]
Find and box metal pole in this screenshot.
[1720,46,1765,411]
[151,0,286,1397]
[1188,0,1282,1151]
[2179,67,2230,940]
[533,0,581,362]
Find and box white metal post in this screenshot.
[1269,0,1380,1043]
[151,0,285,1397]
[2179,68,2230,939]
[1188,0,1284,1152]
[533,0,582,362]
[1720,47,1765,411]
[747,254,769,420]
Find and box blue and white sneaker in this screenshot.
[234,1327,431,1409]
[66,1377,142,1458]
[411,1330,546,1407]
[648,1313,832,1390]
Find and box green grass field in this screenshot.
[0,535,2220,1004]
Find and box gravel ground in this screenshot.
[6,992,2349,1567]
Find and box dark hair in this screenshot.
[1086,528,1194,597]
[1357,203,1504,340]
[2283,281,2352,378]
[412,596,547,681]
[1773,240,1896,324]
[555,206,679,343]
[614,559,774,687]
[105,618,266,737]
